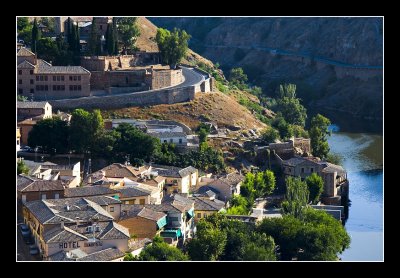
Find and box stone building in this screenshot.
[17,48,91,100]
[17,101,52,121]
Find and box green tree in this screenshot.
[156,28,190,68]
[88,17,100,55]
[305,173,324,204]
[112,17,119,55]
[240,172,256,201]
[69,109,103,153]
[116,17,140,54]
[17,160,29,175]
[17,17,30,31]
[309,114,331,159]
[91,129,120,161]
[272,116,294,140]
[136,236,188,261]
[36,38,60,63]
[281,176,309,219]
[229,67,248,89]
[276,97,307,127]
[31,18,41,53]
[198,128,209,144]
[262,170,276,196]
[27,117,70,154]
[262,127,279,143]
[187,216,227,260]
[17,95,28,101]
[105,23,115,55]
[278,83,297,99]
[326,153,342,165]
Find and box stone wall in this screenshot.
[49,86,195,110]
[151,69,183,90]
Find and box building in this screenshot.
[146,194,195,242]
[27,161,81,187]
[17,175,67,203]
[118,205,167,239]
[17,48,91,100]
[151,165,198,194]
[279,155,348,204]
[22,196,124,258]
[47,247,126,261]
[64,186,119,199]
[115,187,152,205]
[17,128,21,151]
[196,173,243,204]
[190,196,225,223]
[17,117,38,146]
[151,131,188,146]
[17,101,52,121]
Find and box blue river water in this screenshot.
[327,128,383,261]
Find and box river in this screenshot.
[327,126,383,261]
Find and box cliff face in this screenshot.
[149,17,383,121]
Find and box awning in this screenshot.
[187,208,194,219]
[156,216,167,229]
[113,195,120,200]
[160,228,182,238]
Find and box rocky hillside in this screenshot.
[149,17,383,122]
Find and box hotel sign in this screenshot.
[59,242,81,249]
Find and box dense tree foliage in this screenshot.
[105,23,115,55]
[261,127,279,143]
[305,173,324,204]
[31,18,41,53]
[275,84,307,127]
[115,17,140,53]
[309,114,331,159]
[17,160,29,175]
[129,236,188,261]
[229,67,248,90]
[258,208,350,260]
[69,109,103,153]
[28,117,70,154]
[156,28,190,68]
[39,17,56,33]
[187,213,276,261]
[281,176,309,219]
[36,38,59,63]
[88,17,100,55]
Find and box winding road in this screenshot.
[203,44,383,69]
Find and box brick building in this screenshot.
[17,48,91,100]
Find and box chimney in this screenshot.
[75,217,80,228]
[88,176,92,183]
[61,219,64,229]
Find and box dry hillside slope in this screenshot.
[103,91,266,131]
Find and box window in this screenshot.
[30,70,33,75]
[301,168,304,173]
[18,79,22,84]
[100,25,103,30]
[73,76,77,81]
[61,76,64,81]
[197,213,201,218]
[110,206,114,212]
[179,138,183,144]
[78,85,81,90]
[310,168,314,173]
[125,201,129,205]
[69,76,73,81]
[69,85,73,91]
[41,194,46,200]
[54,193,59,199]
[139,199,145,205]
[45,76,48,81]
[30,89,34,94]
[78,76,81,81]
[57,76,60,81]
[45,85,48,91]
[40,76,44,81]
[18,89,23,95]
[18,70,22,75]
[53,85,57,90]
[53,76,56,81]
[288,168,291,173]
[17,139,20,145]
[36,76,39,81]
[30,79,34,84]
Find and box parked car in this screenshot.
[19,224,31,237]
[24,235,35,245]
[29,245,40,256]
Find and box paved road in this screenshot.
[17,223,38,261]
[203,44,383,69]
